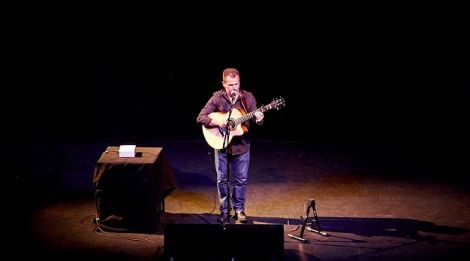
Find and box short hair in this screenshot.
[222,68,240,80]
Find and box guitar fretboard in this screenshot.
[233,105,271,126]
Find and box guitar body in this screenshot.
[202,97,285,149]
[202,108,248,150]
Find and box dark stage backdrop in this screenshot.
[7,2,468,170]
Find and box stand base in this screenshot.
[306,227,328,236]
[288,233,309,243]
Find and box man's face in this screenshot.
[223,76,240,95]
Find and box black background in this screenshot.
[6,2,469,168]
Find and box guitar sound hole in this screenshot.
[227,120,236,130]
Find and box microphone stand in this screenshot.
[221,94,236,225]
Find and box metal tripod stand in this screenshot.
[288,198,328,243]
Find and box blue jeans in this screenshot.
[214,149,250,214]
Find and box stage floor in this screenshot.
[10,139,470,260]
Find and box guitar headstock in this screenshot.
[259,96,286,112]
[269,97,285,110]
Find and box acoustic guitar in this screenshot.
[202,97,285,149]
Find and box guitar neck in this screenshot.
[231,98,284,126]
[233,104,273,126]
[233,110,258,126]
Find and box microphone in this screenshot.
[231,90,238,98]
[230,90,238,104]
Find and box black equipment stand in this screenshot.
[288,198,328,243]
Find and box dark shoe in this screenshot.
[235,211,247,223]
[217,212,230,224]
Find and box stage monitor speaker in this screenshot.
[164,223,284,261]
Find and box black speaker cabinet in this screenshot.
[164,223,284,260]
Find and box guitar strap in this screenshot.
[240,94,251,129]
[240,93,248,114]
